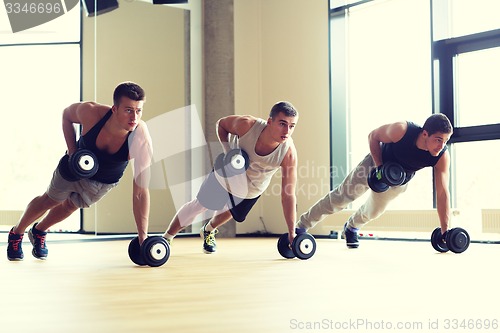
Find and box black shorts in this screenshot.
[196,171,260,222]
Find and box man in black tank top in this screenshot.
[296,114,453,249]
[7,82,153,261]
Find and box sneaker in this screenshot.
[342,223,359,249]
[7,227,24,261]
[28,223,48,260]
[200,224,218,254]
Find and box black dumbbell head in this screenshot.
[277,233,295,259]
[69,149,99,179]
[430,227,449,253]
[141,236,170,267]
[382,162,406,186]
[446,227,470,254]
[368,168,389,193]
[58,155,79,182]
[128,237,146,266]
[224,149,250,177]
[291,233,317,260]
[214,153,226,177]
[215,149,250,178]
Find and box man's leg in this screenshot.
[343,183,409,248]
[7,193,60,261]
[13,193,60,234]
[297,154,373,230]
[348,183,408,229]
[162,198,208,242]
[27,198,79,260]
[36,198,79,231]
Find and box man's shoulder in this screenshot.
[78,102,111,120]
[79,102,111,134]
[238,115,261,126]
[232,115,261,136]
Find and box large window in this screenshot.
[453,141,500,210]
[0,2,81,232]
[330,0,500,237]
[448,0,500,39]
[455,47,500,127]
[330,0,432,210]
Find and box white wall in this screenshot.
[234,0,331,235]
[81,1,187,233]
[79,0,330,236]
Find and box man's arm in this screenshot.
[62,102,108,155]
[62,102,84,155]
[367,121,407,166]
[129,121,154,244]
[281,145,298,244]
[132,181,150,244]
[216,115,256,153]
[434,150,451,234]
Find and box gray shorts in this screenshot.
[46,168,118,208]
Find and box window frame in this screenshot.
[433,28,500,143]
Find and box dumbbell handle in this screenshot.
[439,230,448,242]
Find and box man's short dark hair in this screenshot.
[269,101,298,119]
[423,114,453,136]
[113,82,146,106]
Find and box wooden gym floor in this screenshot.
[1,236,499,333]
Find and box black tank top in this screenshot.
[382,122,446,181]
[78,109,130,184]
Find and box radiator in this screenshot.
[482,209,500,233]
[310,210,439,235]
[0,210,23,225]
[310,209,500,235]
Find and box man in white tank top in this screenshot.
[162,101,299,254]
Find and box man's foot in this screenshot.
[200,224,218,254]
[342,223,359,249]
[7,227,24,261]
[28,223,48,260]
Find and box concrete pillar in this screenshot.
[203,0,236,237]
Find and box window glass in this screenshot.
[346,0,432,209]
[450,0,500,38]
[454,140,500,209]
[455,47,500,127]
[0,44,81,232]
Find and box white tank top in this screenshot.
[215,118,292,199]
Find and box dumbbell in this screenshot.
[214,148,250,178]
[58,149,99,181]
[277,228,316,260]
[367,162,406,193]
[128,236,170,267]
[430,227,470,254]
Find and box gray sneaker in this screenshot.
[342,223,359,249]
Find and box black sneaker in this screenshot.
[28,223,48,260]
[7,227,24,261]
[342,223,359,249]
[200,224,218,254]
